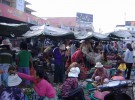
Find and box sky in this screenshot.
[26,0,135,33]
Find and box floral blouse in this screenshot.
[60,77,78,97]
[0,87,25,100]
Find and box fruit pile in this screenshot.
[23,88,35,100]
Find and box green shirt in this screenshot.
[17,50,32,67]
[86,83,94,90]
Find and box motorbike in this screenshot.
[89,80,134,100]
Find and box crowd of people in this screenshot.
[0,37,134,100]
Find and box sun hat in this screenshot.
[68,67,80,77]
[95,62,103,68]
[8,74,22,87]
[1,38,11,45]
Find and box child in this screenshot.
[17,67,57,100]
[0,66,25,100]
[117,59,126,78]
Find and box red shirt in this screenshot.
[71,49,84,63]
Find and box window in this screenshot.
[2,0,10,6]
[25,9,31,14]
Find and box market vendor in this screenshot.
[91,62,109,84]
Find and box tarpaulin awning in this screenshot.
[91,32,109,40]
[0,23,27,27]
[108,30,131,38]
[74,31,93,40]
[0,22,30,37]
[44,25,75,39]
[23,25,132,41]
[22,30,44,38]
[22,25,75,39]
[22,25,45,38]
[74,31,109,40]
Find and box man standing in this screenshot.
[16,41,33,86]
[0,39,13,87]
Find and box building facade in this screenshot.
[46,17,94,32]
[115,21,135,42]
[115,21,135,34]
[0,0,46,25]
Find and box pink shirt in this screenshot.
[111,76,125,81]
[92,68,109,80]
[94,90,110,100]
[18,73,56,98]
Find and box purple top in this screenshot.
[53,47,62,64]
